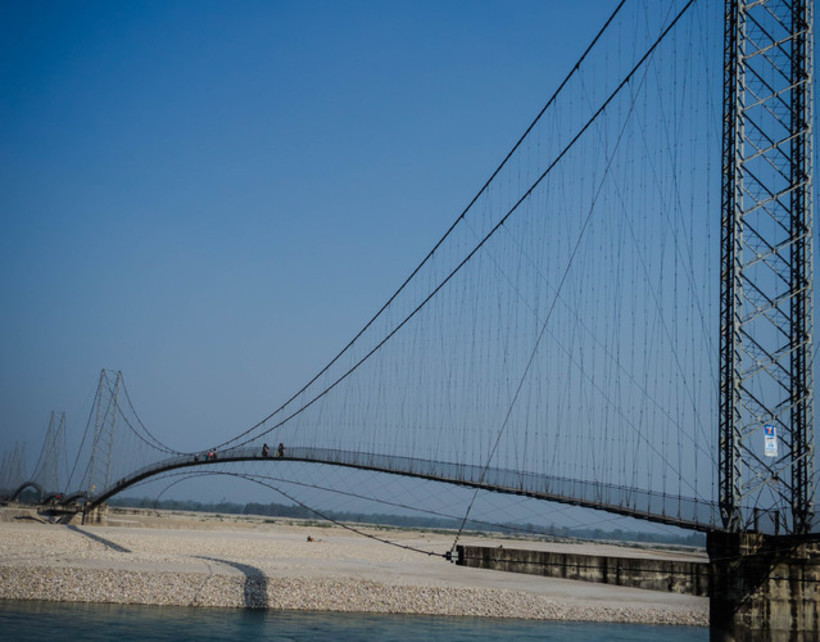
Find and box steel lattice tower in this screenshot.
[31,411,67,495]
[87,369,122,496]
[720,0,815,534]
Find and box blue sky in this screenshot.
[1,1,621,465]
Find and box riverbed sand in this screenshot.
[0,507,708,626]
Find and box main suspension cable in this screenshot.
[215,0,628,451]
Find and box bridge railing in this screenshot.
[83,443,819,535]
[287,446,722,532]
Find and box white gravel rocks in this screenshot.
[0,510,707,627]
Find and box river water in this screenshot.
[1,600,706,641]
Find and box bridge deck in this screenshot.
[78,445,723,532]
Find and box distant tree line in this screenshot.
[107,495,705,547]
[108,495,465,529]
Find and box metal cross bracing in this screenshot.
[0,442,26,498]
[720,0,815,534]
[86,370,123,497]
[30,411,67,497]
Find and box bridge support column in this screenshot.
[707,532,820,641]
[81,504,108,526]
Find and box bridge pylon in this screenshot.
[30,411,67,499]
[716,0,817,639]
[0,442,26,500]
[86,369,122,499]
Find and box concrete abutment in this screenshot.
[81,504,108,525]
[707,532,820,641]
[456,536,820,640]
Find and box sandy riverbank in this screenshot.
[0,506,708,626]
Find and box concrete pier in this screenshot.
[707,532,820,642]
[455,543,709,596]
[81,504,108,525]
[457,538,820,640]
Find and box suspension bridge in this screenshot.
[1,1,817,639]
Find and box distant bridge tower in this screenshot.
[31,411,67,497]
[716,0,816,639]
[0,442,27,498]
[87,369,122,497]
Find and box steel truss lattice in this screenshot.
[87,369,122,497]
[720,0,815,534]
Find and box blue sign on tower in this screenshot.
[763,424,777,458]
